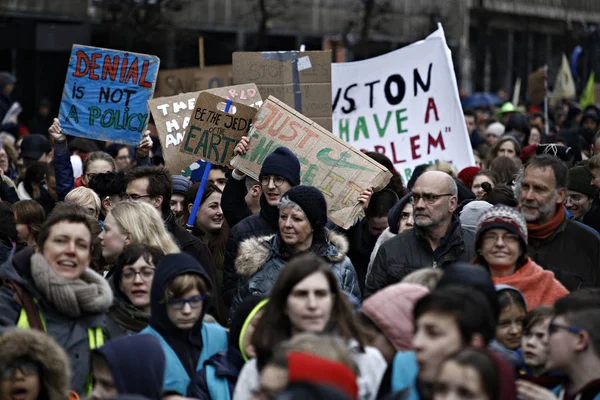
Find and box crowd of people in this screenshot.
[1,69,600,400]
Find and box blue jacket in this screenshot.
[188,348,245,400]
[391,351,420,400]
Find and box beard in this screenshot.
[521,192,558,223]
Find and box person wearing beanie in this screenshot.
[171,175,191,219]
[473,205,568,310]
[566,166,600,232]
[138,253,228,395]
[485,121,505,146]
[232,185,360,315]
[188,296,268,400]
[459,200,493,231]
[458,166,481,191]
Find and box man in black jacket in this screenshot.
[365,171,476,297]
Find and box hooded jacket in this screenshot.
[0,329,70,400]
[232,230,361,315]
[139,252,228,395]
[95,334,165,400]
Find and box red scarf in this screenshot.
[527,206,565,240]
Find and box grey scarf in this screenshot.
[30,253,113,317]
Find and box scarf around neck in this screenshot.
[527,205,566,240]
[30,253,113,317]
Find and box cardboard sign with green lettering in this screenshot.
[231,96,391,229]
[179,92,257,166]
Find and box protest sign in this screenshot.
[231,96,392,229]
[59,45,159,145]
[331,25,473,183]
[154,66,233,97]
[179,92,257,166]
[232,51,332,131]
[148,84,262,174]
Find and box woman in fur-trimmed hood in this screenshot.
[231,185,360,315]
[0,329,70,400]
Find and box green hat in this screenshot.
[496,102,521,121]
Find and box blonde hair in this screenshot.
[401,268,443,291]
[109,201,180,255]
[65,187,101,216]
[426,161,458,178]
[164,273,208,302]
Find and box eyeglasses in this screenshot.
[124,193,152,201]
[122,267,155,281]
[167,295,206,310]
[2,361,39,380]
[260,175,285,187]
[548,322,582,336]
[482,232,520,244]
[412,193,453,204]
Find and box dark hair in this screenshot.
[125,167,173,212]
[210,164,232,176]
[88,171,127,199]
[413,287,496,345]
[464,110,476,118]
[525,155,569,189]
[482,183,518,207]
[113,244,164,293]
[364,152,406,198]
[497,289,527,314]
[529,112,545,123]
[506,114,531,136]
[560,308,600,355]
[13,200,45,242]
[105,144,129,159]
[251,253,365,369]
[245,176,260,192]
[37,210,95,252]
[473,170,498,186]
[554,289,600,315]
[366,189,399,219]
[23,162,50,199]
[487,136,522,167]
[83,151,116,175]
[524,305,554,334]
[490,156,520,185]
[438,349,499,400]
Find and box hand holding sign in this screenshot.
[48,118,67,142]
[136,130,153,158]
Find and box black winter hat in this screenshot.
[387,192,412,235]
[282,185,328,232]
[259,147,301,187]
[568,166,597,198]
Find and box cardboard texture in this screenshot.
[528,68,547,106]
[148,83,262,175]
[231,96,392,229]
[154,65,233,97]
[179,92,257,166]
[232,51,332,131]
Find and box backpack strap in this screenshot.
[3,279,45,331]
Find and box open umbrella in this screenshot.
[461,92,504,109]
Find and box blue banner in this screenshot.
[59,45,160,145]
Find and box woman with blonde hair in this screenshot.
[99,201,179,265]
[65,187,101,220]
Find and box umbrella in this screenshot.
[461,92,504,109]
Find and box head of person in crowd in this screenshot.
[364,151,406,198]
[517,155,568,225]
[124,166,172,217]
[487,136,521,166]
[506,113,531,145]
[529,112,545,132]
[184,182,224,236]
[259,147,301,207]
[590,130,600,157]
[485,122,505,146]
[471,170,498,200]
[0,329,70,400]
[19,134,52,167]
[412,287,497,392]
[386,192,414,235]
[88,171,126,216]
[170,175,191,219]
[65,187,101,220]
[464,109,477,136]
[494,286,527,351]
[481,182,519,207]
[0,203,17,264]
[245,176,262,214]
[433,348,517,400]
[0,141,17,178]
[360,283,429,362]
[459,200,492,231]
[411,171,458,236]
[473,150,484,169]
[105,144,131,172]
[489,156,520,185]
[81,152,117,187]
[590,154,600,191]
[566,166,596,222]
[365,189,398,237]
[580,109,599,132]
[401,268,443,291]
[0,71,15,96]
[426,161,458,178]
[528,126,543,146]
[458,166,481,192]
[251,253,365,369]
[13,200,45,247]
[230,296,269,362]
[520,305,554,377]
[20,161,56,214]
[90,334,165,400]
[99,201,179,263]
[207,165,230,192]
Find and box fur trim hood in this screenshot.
[235,230,349,277]
[0,329,70,400]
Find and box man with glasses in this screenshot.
[516,155,600,291]
[365,171,476,297]
[566,166,600,232]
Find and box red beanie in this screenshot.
[520,144,537,164]
[458,166,481,189]
[287,352,359,400]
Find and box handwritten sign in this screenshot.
[59,45,159,145]
[332,25,474,183]
[233,51,332,131]
[231,96,391,229]
[179,92,256,166]
[148,84,262,174]
[154,66,233,97]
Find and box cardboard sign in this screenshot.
[148,84,262,174]
[179,92,256,166]
[231,96,392,229]
[232,51,332,131]
[154,66,233,97]
[331,25,474,183]
[59,45,160,145]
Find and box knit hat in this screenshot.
[282,185,328,232]
[486,122,505,138]
[475,205,528,250]
[20,134,51,160]
[259,147,301,186]
[520,144,537,164]
[172,175,192,195]
[458,166,482,189]
[568,166,597,198]
[460,200,493,229]
[387,192,413,235]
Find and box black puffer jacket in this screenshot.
[365,216,476,297]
